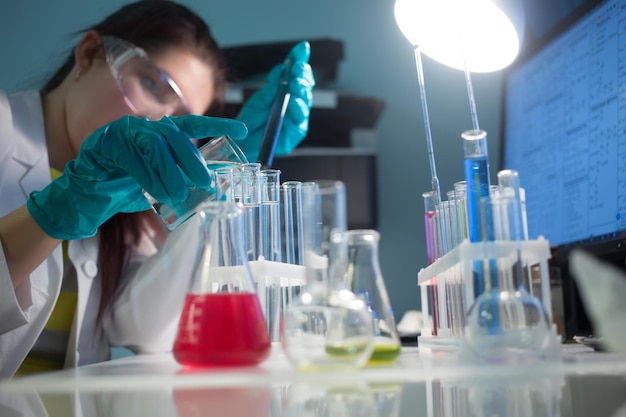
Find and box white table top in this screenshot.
[1,343,626,417]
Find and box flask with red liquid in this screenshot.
[173,201,271,368]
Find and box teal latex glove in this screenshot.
[27,115,248,240]
[235,40,316,162]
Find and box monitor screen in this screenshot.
[501,0,626,248]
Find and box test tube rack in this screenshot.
[417,237,560,353]
[250,259,307,342]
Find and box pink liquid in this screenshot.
[424,211,438,264]
[173,293,271,368]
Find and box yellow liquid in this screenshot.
[367,343,401,365]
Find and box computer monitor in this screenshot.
[501,0,626,339]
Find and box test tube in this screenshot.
[300,180,346,290]
[422,191,439,336]
[435,200,451,256]
[260,169,282,263]
[422,191,439,264]
[241,163,262,261]
[281,181,305,313]
[447,190,467,335]
[447,190,462,247]
[463,129,491,240]
[212,167,235,202]
[462,129,492,298]
[283,181,305,265]
[497,169,529,292]
[454,181,468,241]
[261,170,282,342]
[497,170,524,241]
[453,181,468,334]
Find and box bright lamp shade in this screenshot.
[394,0,524,72]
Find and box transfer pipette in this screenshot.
[257,58,292,169]
[412,45,441,204]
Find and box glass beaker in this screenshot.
[173,201,271,368]
[146,136,248,230]
[344,230,401,365]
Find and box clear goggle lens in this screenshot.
[103,36,189,120]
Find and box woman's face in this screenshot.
[65,35,216,155]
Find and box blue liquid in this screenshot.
[463,155,491,243]
[464,155,494,295]
[464,155,500,332]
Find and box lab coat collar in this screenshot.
[8,91,51,199]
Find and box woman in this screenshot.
[0,0,314,378]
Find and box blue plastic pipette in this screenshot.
[257,59,292,169]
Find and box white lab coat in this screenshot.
[0,90,201,379]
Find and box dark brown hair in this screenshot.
[42,0,228,327]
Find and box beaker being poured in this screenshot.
[173,201,271,368]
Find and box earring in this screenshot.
[74,68,81,80]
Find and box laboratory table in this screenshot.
[1,344,625,417]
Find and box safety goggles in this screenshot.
[102,35,190,120]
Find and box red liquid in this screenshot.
[174,387,272,417]
[173,293,271,367]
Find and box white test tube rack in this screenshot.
[417,237,559,352]
[250,259,307,342]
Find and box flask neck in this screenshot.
[191,202,256,294]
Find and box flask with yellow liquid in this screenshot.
[344,229,401,365]
[281,180,375,371]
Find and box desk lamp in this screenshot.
[392,0,526,200]
[394,0,525,73]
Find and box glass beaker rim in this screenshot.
[199,135,249,164]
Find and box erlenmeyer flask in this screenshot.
[281,180,375,371]
[173,201,271,368]
[463,196,551,363]
[345,230,401,365]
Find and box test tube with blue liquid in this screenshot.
[462,129,494,297]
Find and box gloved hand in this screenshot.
[235,40,315,162]
[27,115,247,240]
